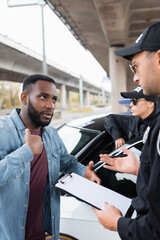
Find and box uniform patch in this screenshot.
[143,126,150,143]
[157,130,160,156]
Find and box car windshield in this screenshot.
[58,125,100,156]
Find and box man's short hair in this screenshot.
[22,74,56,92]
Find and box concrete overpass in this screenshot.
[46,0,160,112]
[0,33,109,109]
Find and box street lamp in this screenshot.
[39,1,48,75]
[7,0,48,75]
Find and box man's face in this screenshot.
[131,51,160,96]
[26,80,57,127]
[130,98,154,119]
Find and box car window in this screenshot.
[58,125,100,155]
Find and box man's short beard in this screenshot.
[28,98,52,127]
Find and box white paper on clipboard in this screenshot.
[55,173,132,216]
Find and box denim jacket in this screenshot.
[0,109,86,240]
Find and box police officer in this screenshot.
[105,86,159,148]
[94,22,160,240]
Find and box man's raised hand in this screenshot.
[24,128,43,156]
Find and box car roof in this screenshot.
[66,113,107,131]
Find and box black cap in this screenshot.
[115,22,160,60]
[121,87,158,103]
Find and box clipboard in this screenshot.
[55,173,132,217]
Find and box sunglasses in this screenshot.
[130,98,145,105]
[129,63,137,75]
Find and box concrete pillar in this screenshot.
[84,90,90,106]
[93,94,97,104]
[66,90,69,107]
[109,46,127,113]
[60,84,67,109]
[79,76,83,109]
[98,93,101,104]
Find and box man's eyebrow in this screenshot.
[39,92,49,95]
[39,92,58,100]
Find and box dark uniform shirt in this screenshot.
[104,108,159,142]
[118,115,160,239]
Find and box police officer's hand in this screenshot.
[93,202,122,231]
[24,128,43,156]
[100,146,140,176]
[115,138,125,149]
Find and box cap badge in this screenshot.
[135,34,143,44]
[134,86,142,92]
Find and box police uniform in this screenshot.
[118,115,160,239]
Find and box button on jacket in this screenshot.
[0,108,86,240]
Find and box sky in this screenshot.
[0,0,111,90]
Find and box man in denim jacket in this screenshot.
[0,74,100,240]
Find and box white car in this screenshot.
[47,114,143,240]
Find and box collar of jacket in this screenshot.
[142,108,159,126]
[10,108,45,133]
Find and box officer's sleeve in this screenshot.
[104,114,133,141]
[117,129,160,239]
